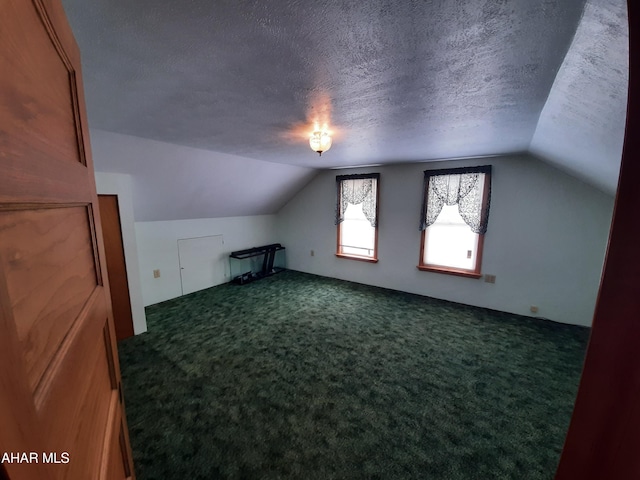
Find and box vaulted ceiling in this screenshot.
[61,0,628,220]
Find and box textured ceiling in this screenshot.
[62,0,590,169]
[530,0,628,194]
[59,0,628,224]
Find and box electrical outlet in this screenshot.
[467,250,472,259]
[153,269,160,278]
[310,250,315,257]
[530,305,539,314]
[484,274,496,284]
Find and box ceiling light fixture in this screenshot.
[309,130,332,156]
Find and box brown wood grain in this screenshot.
[0,1,135,478]
[0,265,51,480]
[99,195,135,341]
[0,206,98,391]
[101,409,131,480]
[334,252,379,263]
[0,1,82,167]
[37,295,114,479]
[0,0,93,206]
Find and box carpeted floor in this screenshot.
[117,270,589,480]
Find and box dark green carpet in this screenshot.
[118,270,589,480]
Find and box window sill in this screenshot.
[336,253,378,263]
[417,264,482,279]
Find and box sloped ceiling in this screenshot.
[60,0,628,220]
[530,0,628,194]
[89,130,316,222]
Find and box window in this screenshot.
[336,173,379,262]
[418,166,491,277]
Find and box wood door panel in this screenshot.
[53,325,115,480]
[0,0,83,167]
[0,160,92,205]
[0,1,136,478]
[0,206,99,391]
[102,411,132,480]
[0,271,52,480]
[37,292,110,435]
[35,293,122,480]
[0,0,92,207]
[42,320,112,479]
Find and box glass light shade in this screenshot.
[309,131,332,155]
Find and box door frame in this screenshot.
[95,172,146,335]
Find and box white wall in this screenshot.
[136,215,277,306]
[95,172,147,334]
[90,129,317,221]
[276,155,614,326]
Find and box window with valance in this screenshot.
[336,173,379,262]
[418,165,491,277]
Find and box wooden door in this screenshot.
[0,1,135,479]
[99,195,135,341]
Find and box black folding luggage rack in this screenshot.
[229,243,285,284]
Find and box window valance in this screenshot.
[419,165,491,234]
[336,173,379,227]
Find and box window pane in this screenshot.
[340,203,376,257]
[419,167,490,275]
[424,204,479,270]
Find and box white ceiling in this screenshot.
[61,0,628,220]
[90,129,316,221]
[530,0,628,193]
